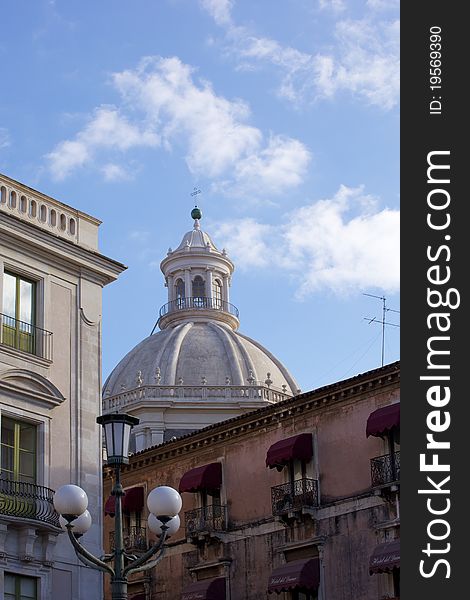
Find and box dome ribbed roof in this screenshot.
[103,321,299,396]
[174,222,218,252]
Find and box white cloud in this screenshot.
[0,128,10,149]
[214,218,272,268]
[214,185,399,296]
[200,2,399,110]
[199,0,234,26]
[319,0,346,12]
[230,135,311,195]
[47,55,310,193]
[113,57,262,179]
[101,163,133,182]
[46,106,159,180]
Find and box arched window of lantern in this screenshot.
[20,196,27,213]
[213,279,223,309]
[59,214,67,230]
[69,218,76,235]
[175,278,185,309]
[192,276,205,305]
[9,191,17,209]
[0,186,6,204]
[49,209,57,226]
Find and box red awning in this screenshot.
[104,495,116,517]
[369,540,400,574]
[124,486,144,512]
[104,487,145,517]
[266,433,313,470]
[179,463,222,493]
[268,558,320,594]
[181,577,226,600]
[366,403,400,437]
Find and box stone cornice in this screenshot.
[107,362,400,478]
[0,172,101,224]
[1,211,126,284]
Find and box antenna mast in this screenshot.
[363,293,400,366]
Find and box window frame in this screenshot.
[213,279,223,308]
[0,416,37,484]
[3,572,38,600]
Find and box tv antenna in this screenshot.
[363,293,400,366]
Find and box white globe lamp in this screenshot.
[53,484,88,520]
[147,486,182,519]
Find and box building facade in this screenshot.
[102,361,400,600]
[0,173,125,599]
[103,209,299,453]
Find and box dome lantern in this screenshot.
[158,207,239,330]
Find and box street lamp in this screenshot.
[54,413,182,600]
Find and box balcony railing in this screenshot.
[109,526,148,553]
[0,477,60,527]
[271,478,319,517]
[0,313,53,361]
[184,504,227,537]
[371,451,400,487]
[158,297,239,322]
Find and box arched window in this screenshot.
[39,204,47,222]
[29,200,37,218]
[175,278,185,308]
[192,276,205,307]
[213,279,222,309]
[9,191,17,209]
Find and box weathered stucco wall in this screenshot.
[103,362,400,600]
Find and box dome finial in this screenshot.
[190,187,202,229]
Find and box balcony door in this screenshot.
[2,271,36,353]
[0,417,37,517]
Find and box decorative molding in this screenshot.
[0,368,65,407]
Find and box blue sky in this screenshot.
[0,0,399,392]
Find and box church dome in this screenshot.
[102,207,300,451]
[103,320,299,395]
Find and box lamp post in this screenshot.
[53,413,182,600]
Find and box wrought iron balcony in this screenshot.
[271,478,319,517]
[371,451,400,487]
[0,313,53,361]
[109,526,148,553]
[0,477,60,528]
[158,297,239,321]
[184,504,227,537]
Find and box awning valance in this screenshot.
[266,433,313,470]
[124,486,145,512]
[181,577,226,600]
[104,495,116,517]
[369,540,400,574]
[179,463,222,493]
[104,486,145,517]
[268,558,320,594]
[366,403,400,437]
